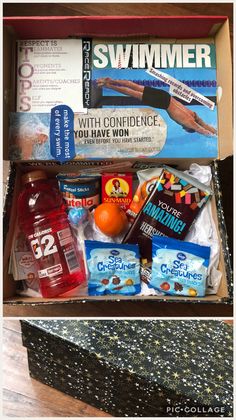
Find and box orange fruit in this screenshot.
[94,203,128,237]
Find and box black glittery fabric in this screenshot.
[21,320,233,417]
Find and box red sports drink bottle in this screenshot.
[18,170,86,298]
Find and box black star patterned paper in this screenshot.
[21,320,233,417]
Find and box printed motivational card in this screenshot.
[16,39,84,113]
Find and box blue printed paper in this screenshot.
[50,105,75,162]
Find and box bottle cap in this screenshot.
[22,170,47,185]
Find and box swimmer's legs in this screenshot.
[106,83,143,101]
[97,77,144,100]
[107,79,144,93]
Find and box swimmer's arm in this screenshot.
[16,136,34,160]
[167,97,217,137]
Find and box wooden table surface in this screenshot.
[3,319,233,417]
[3,2,233,318]
[3,320,111,417]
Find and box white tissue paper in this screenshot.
[185,164,222,295]
[139,164,222,296]
[85,211,129,244]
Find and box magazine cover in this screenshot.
[83,38,218,158]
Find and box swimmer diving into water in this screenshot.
[97,78,217,137]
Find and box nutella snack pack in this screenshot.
[57,174,101,211]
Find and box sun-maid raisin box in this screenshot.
[20,320,233,417]
[102,172,133,210]
[3,16,233,309]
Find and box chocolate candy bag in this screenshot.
[151,235,211,297]
[123,166,213,282]
[85,240,141,295]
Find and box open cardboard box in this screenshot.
[3,16,233,307]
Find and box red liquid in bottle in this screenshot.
[18,170,86,298]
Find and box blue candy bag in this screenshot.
[85,240,141,296]
[150,236,210,297]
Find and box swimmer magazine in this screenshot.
[82,39,218,159]
[10,38,218,161]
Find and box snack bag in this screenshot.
[151,236,211,297]
[127,167,163,220]
[85,240,141,295]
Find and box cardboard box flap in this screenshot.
[3,15,232,161]
[215,20,233,159]
[4,16,227,39]
[3,26,16,160]
[2,16,233,307]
